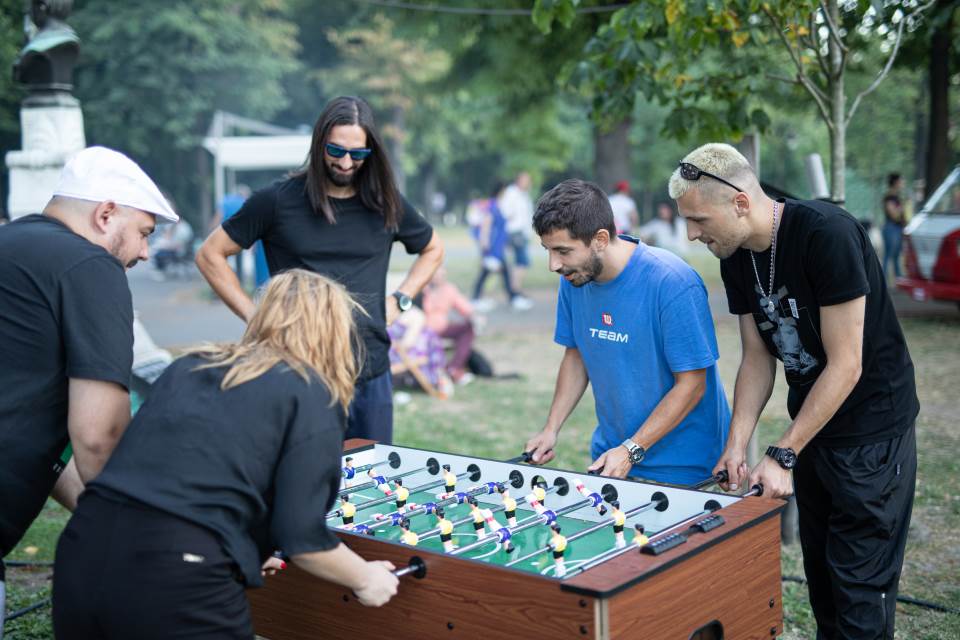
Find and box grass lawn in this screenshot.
[5,227,958,638]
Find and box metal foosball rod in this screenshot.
[503,494,666,568]
[563,482,764,579]
[686,469,729,491]
[417,484,560,542]
[357,479,509,531]
[332,466,481,518]
[336,463,435,496]
[449,487,612,557]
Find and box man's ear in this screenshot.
[733,192,752,219]
[91,200,120,233]
[592,228,611,251]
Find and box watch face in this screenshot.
[782,450,797,468]
[630,448,645,464]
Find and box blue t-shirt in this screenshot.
[554,239,730,484]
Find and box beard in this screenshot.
[108,234,139,269]
[325,160,358,188]
[561,251,604,287]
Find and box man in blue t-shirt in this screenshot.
[524,179,730,485]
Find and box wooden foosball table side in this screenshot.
[566,499,784,640]
[248,531,598,639]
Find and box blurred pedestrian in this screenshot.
[608,180,638,235]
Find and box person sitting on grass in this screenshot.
[52,269,398,640]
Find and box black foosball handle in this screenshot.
[745,482,764,497]
[505,451,534,464]
[685,469,729,490]
[392,556,427,580]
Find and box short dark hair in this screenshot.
[533,179,616,244]
[887,172,902,187]
[293,96,402,229]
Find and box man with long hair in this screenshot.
[198,96,444,444]
[52,270,399,639]
[671,143,918,638]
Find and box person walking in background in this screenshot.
[499,171,535,298]
[196,96,444,444]
[882,172,906,282]
[471,182,532,311]
[608,180,638,235]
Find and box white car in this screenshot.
[898,165,960,309]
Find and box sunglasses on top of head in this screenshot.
[678,162,745,194]
[325,142,372,161]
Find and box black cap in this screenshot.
[634,524,645,533]
[395,478,403,486]
[442,464,451,471]
[340,493,348,501]
[436,507,445,518]
[611,500,620,509]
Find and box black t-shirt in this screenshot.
[0,215,133,557]
[222,176,434,381]
[720,199,918,447]
[883,193,904,226]
[89,354,345,587]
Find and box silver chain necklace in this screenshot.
[750,201,782,313]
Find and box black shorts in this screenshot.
[53,490,253,639]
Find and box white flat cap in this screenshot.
[53,146,179,223]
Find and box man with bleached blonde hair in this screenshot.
[670,143,918,638]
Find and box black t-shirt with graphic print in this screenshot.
[720,198,918,447]
[222,175,434,381]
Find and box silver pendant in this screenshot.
[766,300,775,313]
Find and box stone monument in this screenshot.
[5,0,85,219]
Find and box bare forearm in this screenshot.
[778,361,860,452]
[544,349,589,434]
[728,353,776,451]
[196,248,255,322]
[395,233,444,297]
[292,543,371,590]
[631,372,705,450]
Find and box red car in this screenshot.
[898,165,960,309]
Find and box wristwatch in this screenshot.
[765,445,798,470]
[621,439,646,465]
[392,291,413,312]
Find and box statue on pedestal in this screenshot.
[13,0,80,95]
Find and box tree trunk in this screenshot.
[914,71,929,191]
[827,0,846,203]
[593,117,632,193]
[925,1,953,199]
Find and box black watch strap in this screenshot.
[765,445,797,470]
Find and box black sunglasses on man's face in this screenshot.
[678,162,745,194]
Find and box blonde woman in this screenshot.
[52,270,398,639]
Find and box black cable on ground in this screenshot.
[4,560,54,568]
[782,574,960,615]
[3,597,52,623]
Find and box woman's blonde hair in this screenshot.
[187,269,364,411]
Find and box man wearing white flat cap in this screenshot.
[0,146,177,632]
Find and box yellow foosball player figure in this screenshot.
[633,523,649,548]
[497,483,518,527]
[399,518,419,546]
[467,496,485,535]
[368,468,393,496]
[611,500,627,549]
[532,483,547,507]
[340,493,356,528]
[550,524,568,578]
[442,464,457,494]
[435,507,455,552]
[394,478,410,513]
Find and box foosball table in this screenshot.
[250,440,786,639]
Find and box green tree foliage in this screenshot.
[69,0,300,221]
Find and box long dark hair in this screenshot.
[294,96,402,229]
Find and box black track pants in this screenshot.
[794,424,916,640]
[53,491,253,640]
